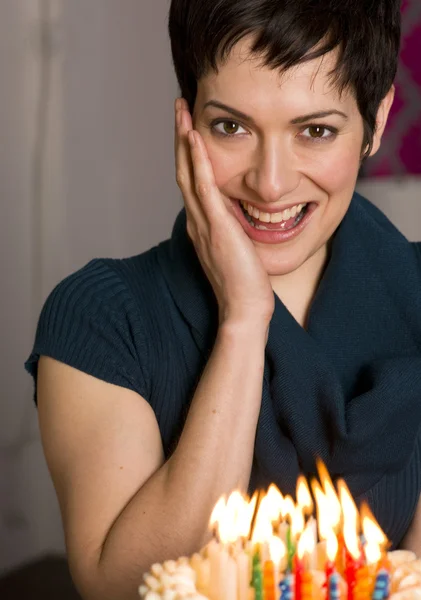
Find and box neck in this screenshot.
[269,242,330,328]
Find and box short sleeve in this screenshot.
[25,259,150,404]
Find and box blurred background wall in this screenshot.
[0,0,420,589]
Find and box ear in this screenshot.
[368,85,396,157]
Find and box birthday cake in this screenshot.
[137,465,421,600]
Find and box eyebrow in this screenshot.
[203,100,349,124]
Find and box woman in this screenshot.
[25,1,421,599]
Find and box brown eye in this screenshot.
[300,124,337,143]
[223,121,240,135]
[308,126,325,138]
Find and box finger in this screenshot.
[175,103,194,204]
[187,130,225,218]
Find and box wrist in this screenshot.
[218,318,270,342]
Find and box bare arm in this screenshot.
[400,494,421,555]
[38,319,267,600]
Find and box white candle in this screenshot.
[307,517,319,571]
[207,539,222,600]
[190,553,210,596]
[236,549,250,600]
[224,553,238,600]
[278,521,289,546]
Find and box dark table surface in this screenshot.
[0,554,81,600]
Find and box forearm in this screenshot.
[91,321,268,600]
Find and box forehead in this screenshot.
[198,37,356,115]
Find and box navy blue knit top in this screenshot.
[25,192,421,549]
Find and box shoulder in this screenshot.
[43,246,165,324]
[352,191,409,241]
[25,247,167,401]
[412,242,421,262]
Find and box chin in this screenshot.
[256,247,309,277]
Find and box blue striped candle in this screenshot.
[329,572,341,600]
[279,573,294,600]
[372,569,390,600]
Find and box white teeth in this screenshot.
[241,201,306,223]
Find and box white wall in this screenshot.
[0,0,420,576]
[0,0,179,574]
[356,177,421,242]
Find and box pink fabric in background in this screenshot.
[363,0,421,177]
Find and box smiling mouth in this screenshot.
[239,201,310,231]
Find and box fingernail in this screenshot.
[188,130,196,147]
[177,109,182,128]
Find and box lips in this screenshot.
[231,198,318,244]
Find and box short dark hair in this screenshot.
[168,0,401,160]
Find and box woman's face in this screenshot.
[192,38,392,278]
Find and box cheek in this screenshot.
[204,141,243,189]
[310,145,362,192]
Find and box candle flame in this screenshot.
[297,475,313,515]
[251,512,273,544]
[269,535,287,567]
[317,460,341,530]
[259,485,284,523]
[281,495,296,521]
[267,484,284,511]
[326,529,339,562]
[238,492,257,538]
[312,479,340,542]
[361,502,388,565]
[210,496,226,529]
[297,522,316,559]
[291,505,305,540]
[206,463,389,567]
[338,479,360,560]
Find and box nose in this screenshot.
[244,138,300,204]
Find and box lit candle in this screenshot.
[293,554,304,600]
[207,539,222,600]
[279,573,294,600]
[301,571,313,600]
[251,549,263,600]
[286,525,296,572]
[336,532,345,575]
[190,553,210,596]
[236,549,250,600]
[269,535,287,594]
[371,568,390,600]
[224,552,238,600]
[329,572,341,600]
[355,564,375,600]
[263,560,276,600]
[338,480,363,600]
[306,517,318,571]
[325,530,339,592]
[345,549,361,600]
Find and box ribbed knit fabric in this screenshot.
[25,192,421,549]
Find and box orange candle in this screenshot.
[263,560,276,600]
[301,571,313,600]
[353,565,374,600]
